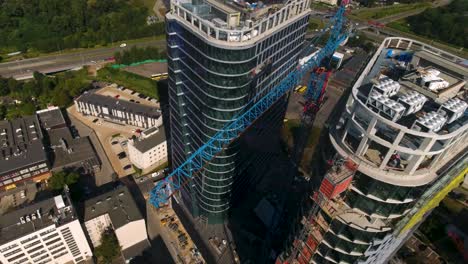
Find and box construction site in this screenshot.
[146,0,468,263]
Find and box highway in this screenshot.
[0,38,166,80]
[0,0,457,80]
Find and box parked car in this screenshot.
[123,164,132,170]
[120,43,127,48]
[111,141,119,145]
[92,119,99,123]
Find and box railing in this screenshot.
[170,0,310,43]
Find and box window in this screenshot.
[24,240,41,249]
[45,238,62,246]
[27,245,44,254]
[7,253,25,262]
[3,248,22,257]
[20,235,38,244]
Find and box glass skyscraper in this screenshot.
[166,0,311,224]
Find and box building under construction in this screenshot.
[277,37,468,263]
[166,0,311,225]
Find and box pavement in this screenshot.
[68,105,141,178]
[67,114,115,186]
[0,38,166,80]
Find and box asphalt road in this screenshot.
[0,38,166,79]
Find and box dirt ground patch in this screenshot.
[123,62,168,78]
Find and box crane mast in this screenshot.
[150,1,351,209]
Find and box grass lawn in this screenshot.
[310,2,334,11]
[387,19,412,33]
[140,0,156,15]
[308,17,326,31]
[352,3,430,20]
[97,67,159,99]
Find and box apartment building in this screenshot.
[128,126,167,170]
[0,193,93,264]
[36,107,101,174]
[83,185,150,261]
[74,91,162,129]
[0,116,50,191]
[277,37,468,264]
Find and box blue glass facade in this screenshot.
[167,14,309,223]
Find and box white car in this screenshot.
[120,43,127,48]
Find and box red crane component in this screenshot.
[306,235,318,252]
[368,20,385,28]
[319,176,353,200]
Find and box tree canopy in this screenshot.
[48,170,80,191]
[0,0,165,53]
[95,228,121,264]
[0,69,91,120]
[406,0,467,48]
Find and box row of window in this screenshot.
[353,172,424,202]
[345,190,413,218]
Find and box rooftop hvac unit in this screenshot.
[366,91,406,122]
[397,91,427,116]
[438,98,468,124]
[372,76,400,97]
[411,111,447,133]
[419,70,449,92]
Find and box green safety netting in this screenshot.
[111,59,167,69]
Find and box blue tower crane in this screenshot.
[150,1,350,208]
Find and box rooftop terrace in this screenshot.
[353,38,467,136]
[169,0,310,44]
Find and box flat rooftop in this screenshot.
[36,107,66,130]
[355,44,468,136]
[0,194,75,244]
[0,116,48,177]
[132,126,166,153]
[83,185,143,229]
[76,90,161,119]
[49,127,100,170]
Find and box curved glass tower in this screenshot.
[277,37,468,263]
[167,0,311,223]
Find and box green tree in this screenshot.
[0,77,10,96]
[95,228,121,264]
[48,171,80,190]
[0,105,6,120]
[0,0,165,52]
